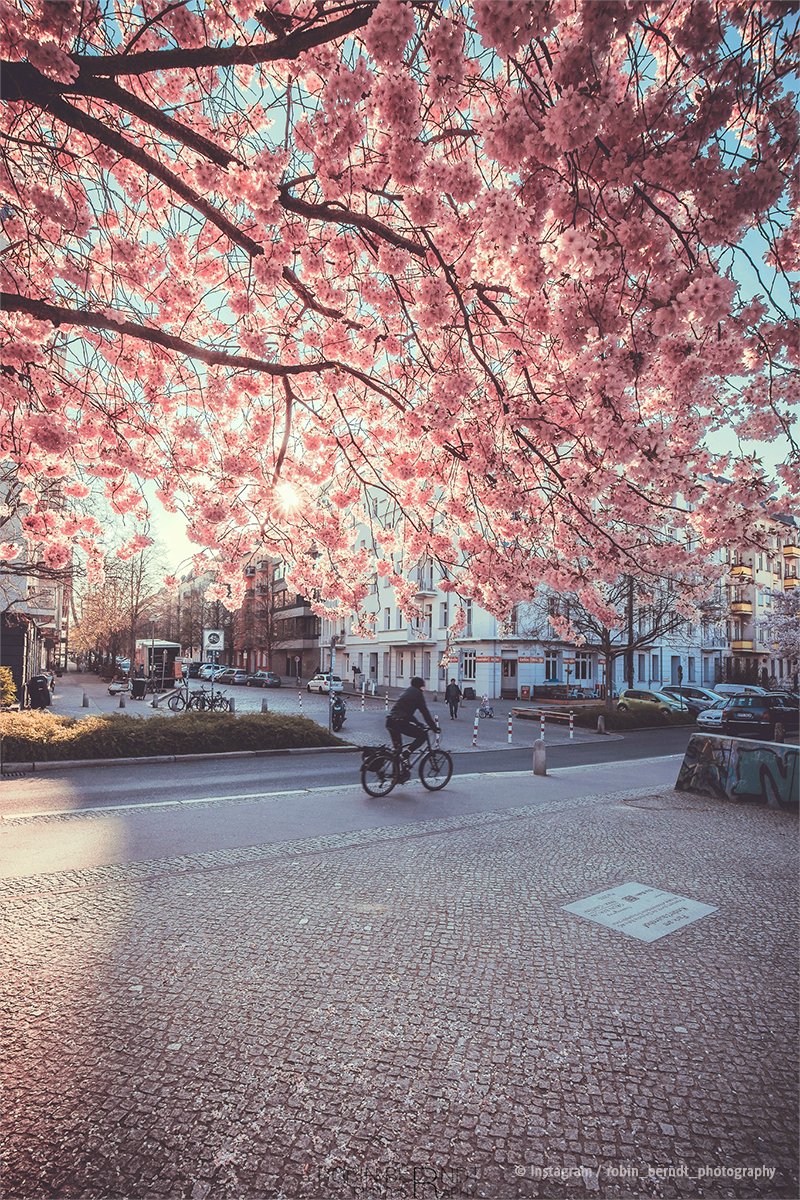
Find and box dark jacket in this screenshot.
[444,682,462,702]
[389,685,436,729]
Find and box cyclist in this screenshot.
[386,676,438,781]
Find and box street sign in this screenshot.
[203,629,224,653]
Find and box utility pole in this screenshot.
[625,575,634,690]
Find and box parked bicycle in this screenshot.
[167,680,191,711]
[180,686,231,712]
[360,729,453,797]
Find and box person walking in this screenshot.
[445,678,462,720]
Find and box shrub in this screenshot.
[0,665,18,709]
[0,710,344,763]
[571,703,695,731]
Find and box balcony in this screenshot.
[730,639,754,652]
[783,544,800,560]
[730,600,753,616]
[784,576,798,591]
[412,574,437,596]
[729,563,753,579]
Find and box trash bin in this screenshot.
[131,677,148,700]
[26,675,52,709]
[463,686,476,700]
[520,685,531,700]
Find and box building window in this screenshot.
[423,651,431,679]
[688,657,696,682]
[463,650,476,681]
[397,651,405,678]
[545,651,559,680]
[410,651,417,678]
[439,602,449,627]
[383,651,390,679]
[637,653,646,682]
[463,600,473,637]
[651,654,660,680]
[575,651,592,681]
[384,607,391,631]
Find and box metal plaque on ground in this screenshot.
[563,882,717,943]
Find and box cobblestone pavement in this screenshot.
[2,786,797,1200]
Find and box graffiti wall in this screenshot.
[676,735,798,808]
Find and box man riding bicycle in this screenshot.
[386,676,438,782]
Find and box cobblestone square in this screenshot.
[2,787,797,1199]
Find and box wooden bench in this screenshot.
[512,707,574,724]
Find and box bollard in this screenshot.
[261,697,269,713]
[361,683,365,713]
[119,695,126,709]
[229,696,235,714]
[597,714,606,735]
[507,714,513,744]
[533,738,547,776]
[298,690,303,711]
[82,692,89,708]
[569,709,574,740]
[539,712,545,741]
[385,692,389,712]
[472,711,479,747]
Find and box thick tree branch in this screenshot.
[279,189,426,258]
[43,93,263,257]
[0,292,405,408]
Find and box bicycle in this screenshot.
[360,729,453,797]
[167,680,191,711]
[186,687,231,712]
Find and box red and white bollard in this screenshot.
[385,692,389,712]
[507,714,513,744]
[539,712,545,741]
[472,711,480,747]
[569,709,574,740]
[361,683,366,712]
[298,690,303,712]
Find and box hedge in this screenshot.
[0,710,344,763]
[514,703,695,731]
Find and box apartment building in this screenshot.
[234,559,321,680]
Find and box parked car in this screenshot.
[197,664,227,681]
[307,672,344,694]
[216,668,249,686]
[617,688,690,717]
[721,694,799,744]
[695,697,732,731]
[714,683,767,697]
[245,671,282,688]
[187,661,213,679]
[663,684,722,711]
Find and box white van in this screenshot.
[714,683,766,697]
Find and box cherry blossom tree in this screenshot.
[1,0,798,628]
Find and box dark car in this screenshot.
[245,670,282,688]
[721,695,799,744]
[187,661,213,679]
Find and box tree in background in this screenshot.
[2,1,797,628]
[72,545,165,668]
[518,574,723,708]
[763,591,800,683]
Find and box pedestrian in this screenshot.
[445,677,462,720]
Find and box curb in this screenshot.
[0,745,360,774]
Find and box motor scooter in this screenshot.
[331,693,347,732]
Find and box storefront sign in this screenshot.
[519,656,544,663]
[476,655,501,662]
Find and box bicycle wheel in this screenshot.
[168,693,186,711]
[211,695,231,712]
[360,750,397,797]
[188,693,208,711]
[419,748,453,791]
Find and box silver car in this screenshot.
[695,698,730,730]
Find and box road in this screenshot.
[0,727,693,884]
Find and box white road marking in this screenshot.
[2,755,682,821]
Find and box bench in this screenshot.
[512,707,574,724]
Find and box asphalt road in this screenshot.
[0,727,697,884]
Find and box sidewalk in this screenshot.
[2,761,797,1199]
[39,672,612,753]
